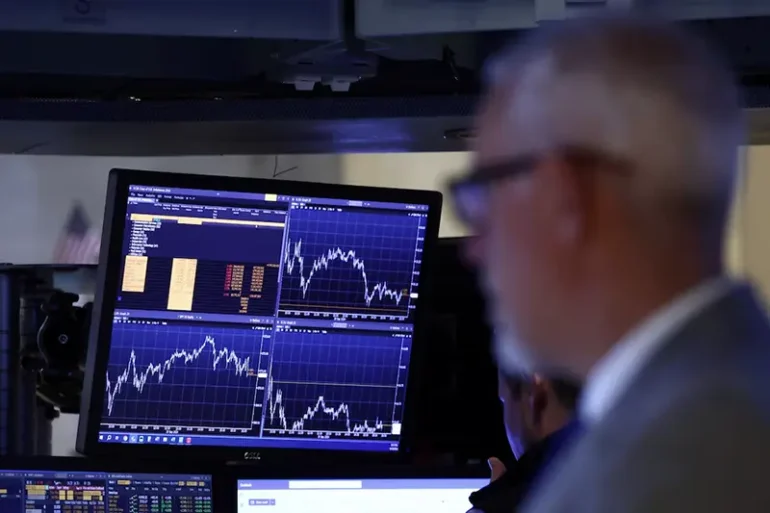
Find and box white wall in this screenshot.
[0,154,341,265]
[342,152,470,238]
[740,146,770,301]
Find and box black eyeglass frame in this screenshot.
[449,155,539,197]
[448,146,631,228]
[448,154,540,228]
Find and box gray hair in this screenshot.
[485,15,743,229]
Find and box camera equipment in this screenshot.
[0,264,96,456]
[22,290,92,414]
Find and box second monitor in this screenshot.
[237,477,487,513]
[78,169,442,459]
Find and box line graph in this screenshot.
[267,377,385,434]
[284,240,407,306]
[262,329,411,439]
[105,335,252,416]
[103,322,271,430]
[278,208,424,318]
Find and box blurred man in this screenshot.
[468,373,580,513]
[451,14,770,513]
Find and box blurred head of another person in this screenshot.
[454,15,743,378]
[498,372,580,459]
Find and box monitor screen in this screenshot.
[88,177,439,454]
[0,468,212,512]
[236,478,487,513]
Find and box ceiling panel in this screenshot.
[638,0,770,20]
[0,0,340,40]
[356,0,538,36]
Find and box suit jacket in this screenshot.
[522,283,770,513]
[467,424,580,513]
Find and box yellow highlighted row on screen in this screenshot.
[122,256,198,311]
[130,213,284,228]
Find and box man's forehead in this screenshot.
[471,53,561,170]
[471,88,525,168]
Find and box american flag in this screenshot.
[52,203,101,265]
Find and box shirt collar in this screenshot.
[579,277,733,425]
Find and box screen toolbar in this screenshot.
[96,184,431,453]
[0,468,212,513]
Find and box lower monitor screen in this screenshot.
[0,468,212,512]
[97,184,430,452]
[236,478,487,513]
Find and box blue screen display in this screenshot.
[0,468,211,512]
[98,185,429,452]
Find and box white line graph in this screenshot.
[105,334,252,416]
[266,377,384,434]
[262,329,409,438]
[278,209,423,317]
[283,238,406,307]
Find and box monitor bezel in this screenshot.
[76,168,443,464]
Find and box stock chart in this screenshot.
[263,328,410,438]
[279,208,424,320]
[104,321,271,432]
[97,184,432,452]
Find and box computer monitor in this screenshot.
[0,464,212,512]
[417,237,506,461]
[77,169,442,460]
[236,477,487,513]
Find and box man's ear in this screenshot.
[530,374,549,426]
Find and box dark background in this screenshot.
[414,238,508,464]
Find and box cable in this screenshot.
[272,155,298,179]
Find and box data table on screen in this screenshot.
[0,470,213,513]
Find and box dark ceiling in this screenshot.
[1,15,770,155]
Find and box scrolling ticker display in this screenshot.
[98,185,429,452]
[0,469,211,512]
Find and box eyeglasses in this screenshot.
[449,146,630,229]
[449,154,540,229]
